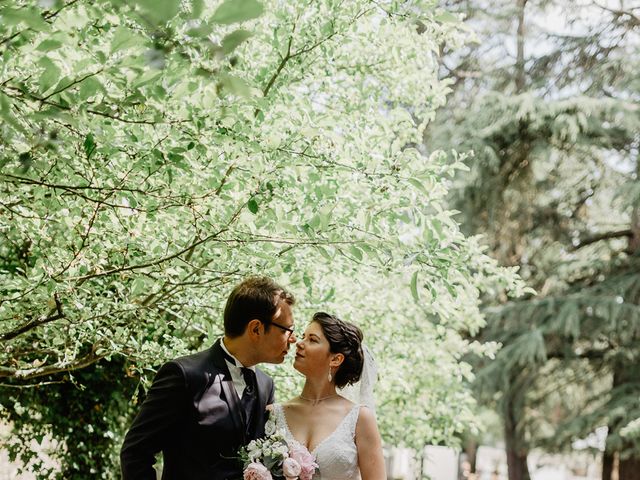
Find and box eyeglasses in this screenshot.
[270,321,296,339]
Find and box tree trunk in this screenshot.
[629,158,640,253]
[617,162,640,480]
[605,360,640,480]
[460,437,478,478]
[504,395,530,480]
[619,456,640,480]
[602,451,614,480]
[466,439,477,473]
[515,0,528,92]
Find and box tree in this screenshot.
[428,1,640,479]
[0,0,525,477]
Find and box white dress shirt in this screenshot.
[220,338,256,398]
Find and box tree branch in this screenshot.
[214,163,236,196]
[262,35,294,98]
[42,68,104,101]
[53,193,105,279]
[547,348,608,360]
[0,344,105,380]
[256,8,371,117]
[70,202,246,283]
[1,84,182,125]
[2,173,157,195]
[570,185,596,219]
[592,1,640,27]
[2,173,148,211]
[515,0,527,93]
[570,229,633,251]
[42,0,82,21]
[0,293,64,342]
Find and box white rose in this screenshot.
[265,418,276,436]
[247,441,262,461]
[274,444,289,457]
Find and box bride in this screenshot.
[271,312,386,480]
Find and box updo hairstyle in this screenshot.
[312,312,364,388]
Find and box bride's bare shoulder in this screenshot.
[338,396,356,407]
[355,405,379,435]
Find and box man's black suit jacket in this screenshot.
[120,340,275,480]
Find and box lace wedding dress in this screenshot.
[272,403,361,480]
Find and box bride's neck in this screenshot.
[300,378,336,400]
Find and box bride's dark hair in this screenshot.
[312,312,364,388]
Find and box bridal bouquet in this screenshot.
[240,421,318,480]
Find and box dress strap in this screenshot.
[347,404,362,438]
[273,403,284,427]
[273,403,295,441]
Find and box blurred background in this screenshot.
[0,0,638,479]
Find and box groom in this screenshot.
[120,276,296,479]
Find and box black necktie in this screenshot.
[240,367,257,429]
[221,348,258,430]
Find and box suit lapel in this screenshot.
[256,370,271,415]
[211,340,245,443]
[253,369,273,439]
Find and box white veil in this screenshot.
[338,345,378,413]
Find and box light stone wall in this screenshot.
[0,426,602,480]
[0,422,57,480]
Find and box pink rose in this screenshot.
[244,462,273,480]
[289,444,318,480]
[282,457,302,479]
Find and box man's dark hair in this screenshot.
[312,312,364,388]
[223,277,295,337]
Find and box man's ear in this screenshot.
[330,353,344,368]
[247,319,263,338]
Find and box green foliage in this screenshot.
[429,0,640,471]
[212,0,264,25]
[1,359,140,479]
[0,0,526,476]
[436,92,638,249]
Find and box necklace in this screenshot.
[299,393,339,406]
